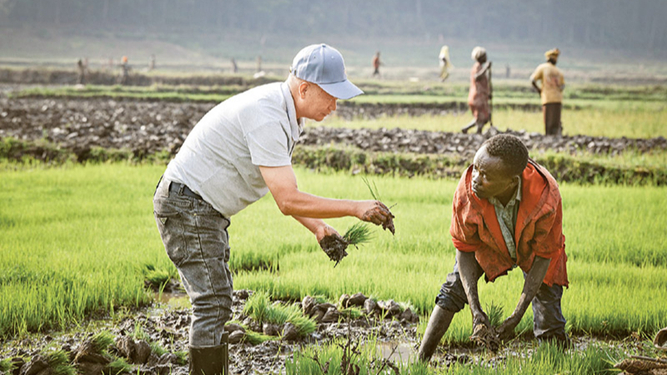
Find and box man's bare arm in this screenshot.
[292,215,340,242]
[531,80,542,94]
[475,61,492,80]
[259,165,393,225]
[457,250,488,327]
[496,255,551,340]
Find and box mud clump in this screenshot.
[319,234,349,266]
[470,324,501,352]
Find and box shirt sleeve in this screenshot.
[246,123,292,167]
[530,65,543,81]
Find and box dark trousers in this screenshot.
[543,103,562,136]
[153,178,234,346]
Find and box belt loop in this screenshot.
[154,175,164,197]
[177,183,185,195]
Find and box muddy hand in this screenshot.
[315,223,340,243]
[318,232,349,265]
[495,315,520,341]
[360,201,395,235]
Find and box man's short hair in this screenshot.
[482,134,529,176]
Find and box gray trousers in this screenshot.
[154,178,233,346]
[435,260,567,341]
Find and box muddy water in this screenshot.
[377,340,418,364]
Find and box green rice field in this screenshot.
[1,162,665,346]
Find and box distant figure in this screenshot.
[76,59,86,85]
[230,58,238,73]
[505,64,511,78]
[372,51,382,78]
[256,56,262,73]
[149,54,156,71]
[462,47,492,134]
[118,56,130,85]
[530,48,565,136]
[439,46,453,82]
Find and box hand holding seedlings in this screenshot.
[319,222,373,267]
[361,177,396,235]
[359,200,395,234]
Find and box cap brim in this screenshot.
[318,80,364,100]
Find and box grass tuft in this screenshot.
[45,350,76,375]
[107,358,132,375]
[90,331,115,353]
[243,292,316,338]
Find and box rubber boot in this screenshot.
[417,305,456,362]
[189,332,229,375]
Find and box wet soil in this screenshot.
[0,289,421,375]
[1,97,665,164]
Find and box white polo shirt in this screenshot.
[163,82,303,217]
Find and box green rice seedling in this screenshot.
[107,358,132,375]
[140,263,175,291]
[44,350,76,375]
[339,307,364,320]
[148,342,168,357]
[131,323,150,342]
[343,222,373,248]
[0,358,14,373]
[485,301,504,328]
[362,176,382,201]
[243,291,271,325]
[243,292,317,338]
[174,351,188,366]
[90,331,115,353]
[243,330,277,346]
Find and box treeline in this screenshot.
[0,0,665,52]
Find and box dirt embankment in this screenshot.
[2,97,663,160]
[0,67,273,88]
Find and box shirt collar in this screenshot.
[281,82,304,142]
[489,177,522,208]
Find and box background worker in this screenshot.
[530,48,565,135]
[439,45,453,82]
[118,56,130,85]
[418,134,569,362]
[372,51,382,78]
[153,44,395,375]
[462,47,492,134]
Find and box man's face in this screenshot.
[470,146,518,200]
[300,82,338,121]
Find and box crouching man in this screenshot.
[418,134,569,362]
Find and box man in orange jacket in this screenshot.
[418,134,569,362]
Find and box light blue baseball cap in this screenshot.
[290,44,363,100]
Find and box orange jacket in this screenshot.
[450,160,568,287]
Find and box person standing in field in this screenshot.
[462,47,492,134]
[118,56,130,85]
[418,134,569,362]
[76,59,86,85]
[153,44,395,375]
[439,45,453,82]
[372,51,382,78]
[530,48,565,136]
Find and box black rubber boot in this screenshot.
[189,332,229,375]
[417,305,456,362]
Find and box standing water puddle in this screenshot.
[377,341,417,364]
[154,291,190,309]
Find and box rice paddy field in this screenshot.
[1,161,666,372]
[2,75,667,373]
